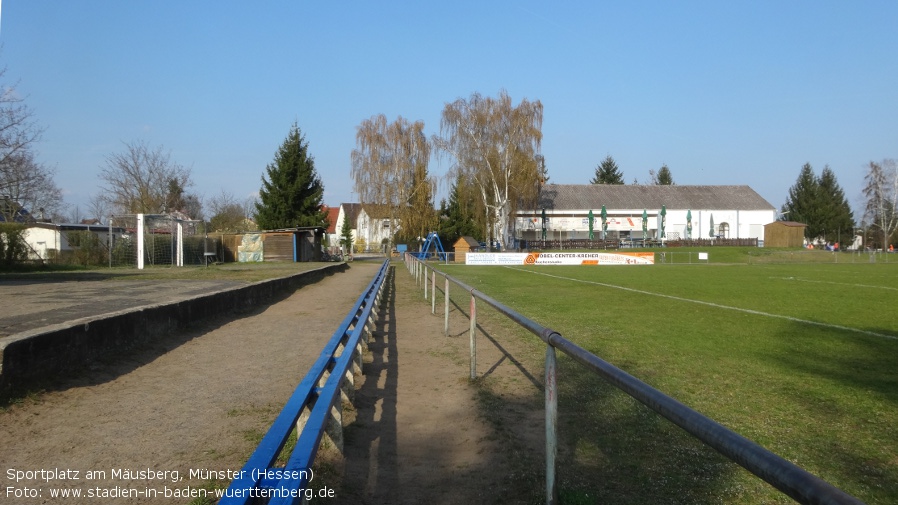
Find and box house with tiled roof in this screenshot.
[356,203,397,253]
[340,203,362,234]
[323,203,363,253]
[516,184,776,243]
[323,206,341,250]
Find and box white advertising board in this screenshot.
[466,252,655,266]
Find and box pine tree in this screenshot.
[782,163,856,244]
[339,214,353,253]
[817,165,854,244]
[590,155,625,184]
[255,123,326,230]
[656,164,674,185]
[781,163,820,239]
[436,175,482,247]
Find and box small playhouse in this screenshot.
[452,236,480,263]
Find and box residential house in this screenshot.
[323,205,341,252]
[23,222,124,261]
[323,203,362,254]
[356,204,398,253]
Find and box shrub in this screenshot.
[66,230,109,266]
[0,223,28,268]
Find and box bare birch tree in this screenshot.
[208,190,256,232]
[350,114,433,245]
[98,140,196,216]
[0,67,59,220]
[0,67,43,169]
[401,158,436,242]
[432,90,543,248]
[863,159,898,248]
[87,194,109,224]
[0,150,63,221]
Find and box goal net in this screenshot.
[108,214,207,269]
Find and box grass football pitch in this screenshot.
[437,257,897,504]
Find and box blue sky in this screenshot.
[3,1,896,219]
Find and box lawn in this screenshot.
[434,257,898,504]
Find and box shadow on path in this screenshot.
[337,269,401,503]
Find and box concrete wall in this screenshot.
[0,263,348,394]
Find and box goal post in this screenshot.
[109,213,206,269]
[137,213,145,270]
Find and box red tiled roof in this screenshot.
[325,207,340,234]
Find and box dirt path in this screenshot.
[0,262,544,504]
[334,265,529,505]
[0,263,381,503]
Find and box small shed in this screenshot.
[764,221,807,248]
[224,226,326,263]
[453,236,480,263]
[293,226,326,261]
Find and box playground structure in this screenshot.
[413,232,447,261]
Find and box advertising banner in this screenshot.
[466,252,655,266]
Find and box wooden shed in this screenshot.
[453,236,480,263]
[763,221,807,248]
[220,227,326,263]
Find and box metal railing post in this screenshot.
[546,344,558,505]
[444,277,450,336]
[424,263,428,300]
[431,270,436,314]
[469,294,477,379]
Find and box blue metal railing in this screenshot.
[220,260,390,505]
[404,254,864,505]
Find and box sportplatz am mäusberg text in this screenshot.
[5,467,335,500]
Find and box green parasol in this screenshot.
[541,208,547,240]
[642,209,648,242]
[686,209,692,239]
[709,213,715,238]
[660,205,667,239]
[601,205,608,239]
[588,209,594,240]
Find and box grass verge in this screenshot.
[431,257,898,504]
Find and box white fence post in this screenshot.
[137,213,145,270]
